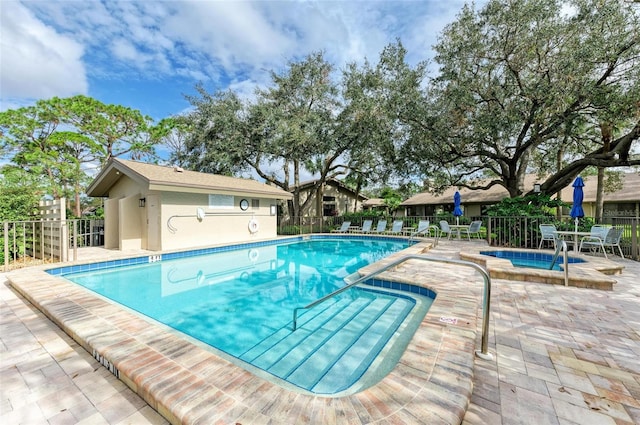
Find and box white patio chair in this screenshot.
[586,225,609,243]
[459,220,482,240]
[351,219,373,233]
[370,220,387,234]
[385,220,404,235]
[439,220,454,240]
[331,221,351,233]
[602,227,625,258]
[579,227,624,259]
[538,224,557,249]
[409,220,431,238]
[578,226,607,254]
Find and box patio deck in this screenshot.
[1,241,639,424]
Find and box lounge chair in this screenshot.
[385,220,404,235]
[439,220,454,240]
[331,221,351,233]
[459,220,482,240]
[409,220,431,238]
[579,227,624,259]
[352,219,373,233]
[370,220,387,234]
[538,224,557,249]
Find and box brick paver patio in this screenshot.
[1,242,638,424]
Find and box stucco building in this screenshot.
[402,173,640,218]
[87,158,292,251]
[289,178,367,218]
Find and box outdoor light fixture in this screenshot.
[533,183,541,193]
[139,198,146,207]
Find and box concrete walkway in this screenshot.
[1,243,639,424]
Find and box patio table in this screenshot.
[555,230,591,252]
[449,224,469,239]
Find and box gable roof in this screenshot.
[86,158,293,199]
[401,176,537,206]
[559,173,640,203]
[401,173,640,206]
[362,198,385,207]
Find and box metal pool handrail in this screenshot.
[408,225,441,247]
[549,240,569,286]
[292,254,494,360]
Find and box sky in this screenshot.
[0,0,485,121]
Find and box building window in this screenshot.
[322,195,337,216]
[323,203,337,216]
[209,194,234,209]
[251,199,260,210]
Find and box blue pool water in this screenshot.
[59,237,434,394]
[480,250,586,271]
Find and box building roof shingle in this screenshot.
[401,173,640,206]
[87,158,293,199]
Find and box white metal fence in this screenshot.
[277,215,640,260]
[2,214,637,271]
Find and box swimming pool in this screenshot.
[58,237,434,395]
[480,250,586,271]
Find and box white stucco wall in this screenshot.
[119,193,143,251]
[102,176,146,250]
[159,191,279,251]
[103,198,120,249]
[101,174,284,252]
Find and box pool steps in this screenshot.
[8,239,484,424]
[240,290,414,393]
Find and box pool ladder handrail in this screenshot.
[408,225,441,247]
[292,254,493,360]
[549,239,569,286]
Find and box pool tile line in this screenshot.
[46,234,411,276]
[6,240,486,425]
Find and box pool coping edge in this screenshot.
[6,238,481,425]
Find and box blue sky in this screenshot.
[1,0,484,121]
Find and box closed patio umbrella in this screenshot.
[570,176,585,232]
[453,191,463,225]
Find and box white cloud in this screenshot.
[0,1,88,102]
[163,1,295,71]
[111,39,140,62]
[1,0,489,117]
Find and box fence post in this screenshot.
[73,220,78,262]
[632,219,638,261]
[3,222,8,272]
[31,222,36,262]
[487,218,492,246]
[21,222,26,267]
[40,221,45,260]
